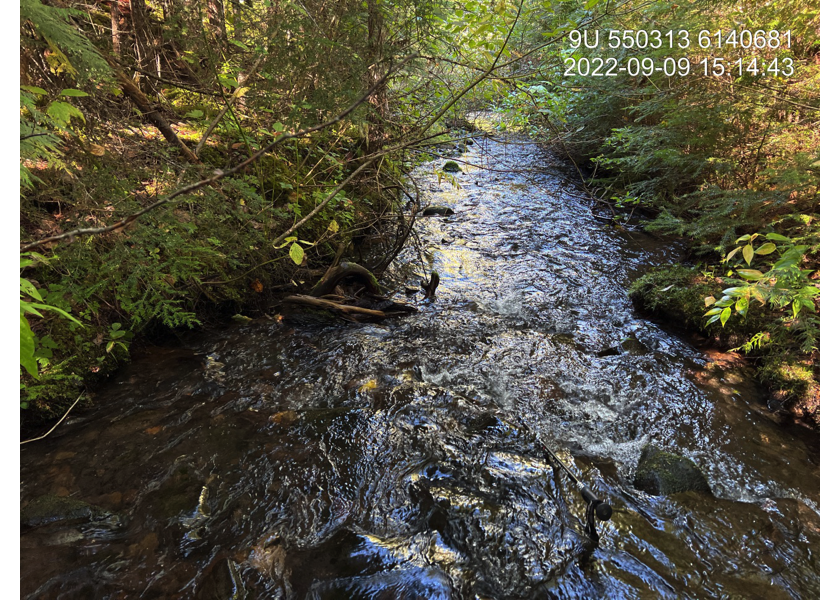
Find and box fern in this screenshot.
[21,0,110,80]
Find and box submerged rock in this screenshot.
[597,335,649,357]
[620,335,649,355]
[422,206,455,217]
[596,346,621,358]
[633,445,711,496]
[21,494,110,528]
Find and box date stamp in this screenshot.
[564,29,796,78]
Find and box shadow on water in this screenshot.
[21,136,818,599]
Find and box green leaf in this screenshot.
[21,302,44,318]
[289,242,305,265]
[21,85,47,95]
[20,278,43,301]
[327,220,339,234]
[719,307,731,327]
[46,101,84,125]
[27,302,83,325]
[20,315,38,377]
[765,233,791,242]
[218,75,238,88]
[722,286,749,297]
[735,297,749,314]
[735,234,752,244]
[737,269,764,281]
[772,247,806,270]
[185,109,204,119]
[230,40,249,50]
[705,314,721,326]
[752,287,768,304]
[742,244,754,266]
[754,242,777,255]
[714,298,734,308]
[703,307,722,316]
[34,346,53,359]
[60,88,89,97]
[725,246,742,262]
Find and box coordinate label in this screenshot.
[564,29,796,78]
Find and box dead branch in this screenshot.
[282,294,387,318]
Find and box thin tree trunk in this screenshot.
[110,1,121,54]
[207,0,228,48]
[129,0,156,93]
[21,47,30,86]
[363,1,388,154]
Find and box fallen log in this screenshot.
[103,56,199,164]
[279,293,417,324]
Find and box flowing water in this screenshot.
[20,136,819,599]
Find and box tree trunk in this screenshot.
[364,0,388,154]
[110,1,121,54]
[21,47,30,86]
[129,0,157,93]
[207,0,228,48]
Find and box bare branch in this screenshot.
[20,392,85,445]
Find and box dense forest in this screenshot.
[20,0,819,426]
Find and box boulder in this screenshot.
[633,445,711,496]
[442,160,462,173]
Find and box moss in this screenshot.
[628,265,718,332]
[757,356,818,413]
[442,160,462,173]
[633,445,711,496]
[629,264,764,342]
[21,494,109,527]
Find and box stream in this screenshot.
[20,135,819,599]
